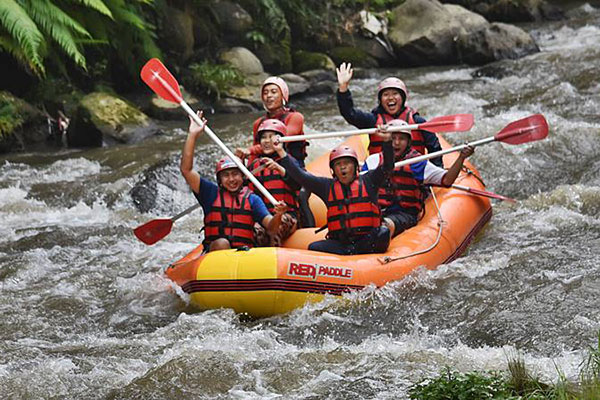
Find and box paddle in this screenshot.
[140,58,278,206]
[133,161,278,245]
[134,204,202,245]
[278,113,474,143]
[394,114,549,169]
[432,184,516,203]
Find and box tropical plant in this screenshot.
[187,61,245,100]
[0,0,160,79]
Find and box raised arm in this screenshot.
[180,110,207,194]
[441,146,474,186]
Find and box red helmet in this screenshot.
[262,76,289,105]
[329,145,359,168]
[377,77,407,102]
[215,157,241,176]
[257,118,287,140]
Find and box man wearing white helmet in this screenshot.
[273,131,395,255]
[362,120,474,239]
[336,62,444,167]
[180,111,287,252]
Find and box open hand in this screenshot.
[336,62,353,92]
[188,110,207,137]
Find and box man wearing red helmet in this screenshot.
[247,119,302,246]
[336,62,444,167]
[362,120,474,239]
[273,132,395,255]
[180,111,287,252]
[238,77,308,168]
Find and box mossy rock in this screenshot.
[67,92,158,147]
[329,46,379,68]
[292,50,336,73]
[0,91,47,153]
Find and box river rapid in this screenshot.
[1,4,600,399]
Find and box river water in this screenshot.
[1,4,600,399]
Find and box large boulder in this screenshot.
[219,47,264,75]
[388,0,488,66]
[67,92,159,148]
[389,0,539,66]
[457,22,539,65]
[442,0,565,22]
[292,50,335,73]
[211,0,253,35]
[0,91,47,153]
[160,4,195,61]
[329,46,379,68]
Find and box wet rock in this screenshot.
[0,91,47,153]
[212,1,253,35]
[292,50,335,73]
[457,22,539,65]
[67,92,160,148]
[130,156,189,213]
[389,0,539,66]
[160,3,195,61]
[471,60,516,79]
[299,70,337,95]
[216,97,258,113]
[219,47,264,75]
[329,46,379,68]
[442,0,565,22]
[389,0,488,66]
[279,73,310,97]
[143,88,208,120]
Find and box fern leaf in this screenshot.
[71,0,113,18]
[26,0,91,38]
[0,0,45,75]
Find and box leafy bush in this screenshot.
[409,368,515,399]
[187,61,244,100]
[0,92,24,139]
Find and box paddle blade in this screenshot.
[494,114,549,145]
[419,114,474,133]
[140,58,182,103]
[133,218,173,245]
[464,187,516,203]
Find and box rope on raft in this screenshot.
[378,186,445,264]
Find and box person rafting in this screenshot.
[236,76,308,168]
[274,131,394,255]
[248,119,302,246]
[336,62,444,167]
[180,111,287,252]
[362,120,474,239]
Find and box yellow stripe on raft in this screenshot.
[189,248,325,317]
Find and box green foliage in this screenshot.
[245,30,266,49]
[0,0,160,80]
[188,61,244,100]
[409,367,515,399]
[579,331,600,398]
[0,92,24,139]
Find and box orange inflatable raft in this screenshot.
[165,134,492,317]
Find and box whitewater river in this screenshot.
[1,4,599,398]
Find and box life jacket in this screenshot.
[373,107,426,155]
[326,176,381,241]
[203,187,255,249]
[252,107,308,161]
[378,149,424,215]
[248,157,299,216]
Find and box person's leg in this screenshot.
[308,239,352,255]
[384,212,418,238]
[209,238,231,251]
[353,226,391,254]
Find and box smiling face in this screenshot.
[332,157,358,185]
[261,84,284,112]
[380,88,404,115]
[218,168,244,192]
[259,130,280,155]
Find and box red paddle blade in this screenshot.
[494,114,549,145]
[418,114,474,133]
[140,58,182,103]
[465,187,516,203]
[133,218,173,245]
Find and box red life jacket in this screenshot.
[248,157,299,216]
[378,149,424,215]
[203,187,255,249]
[326,176,381,241]
[252,107,308,161]
[373,107,426,155]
